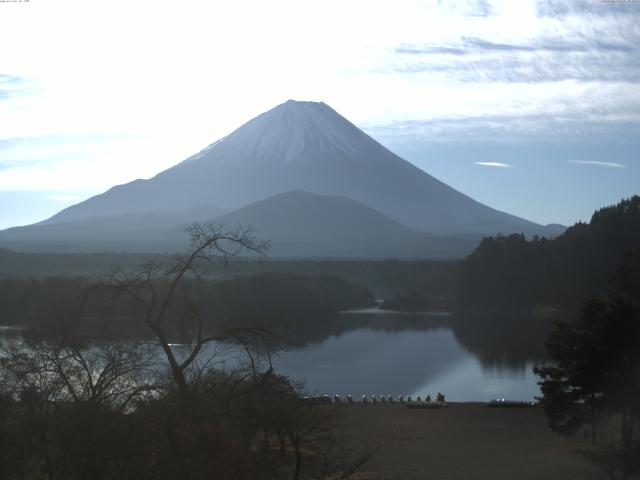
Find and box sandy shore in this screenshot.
[337,403,601,480]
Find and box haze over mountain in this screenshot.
[0,100,561,256]
[43,100,550,233]
[0,191,481,258]
[214,191,481,258]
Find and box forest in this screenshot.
[456,196,640,311]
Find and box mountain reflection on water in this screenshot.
[270,311,546,401]
[0,311,549,401]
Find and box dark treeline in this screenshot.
[222,259,459,299]
[206,273,374,322]
[0,272,374,339]
[0,274,448,352]
[0,249,153,278]
[0,224,377,480]
[456,196,640,310]
[0,250,460,299]
[451,197,640,368]
[379,289,432,312]
[0,254,458,340]
[0,276,88,327]
[532,247,640,479]
[535,247,640,435]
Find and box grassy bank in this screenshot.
[337,403,600,480]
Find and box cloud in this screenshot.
[471,0,494,17]
[568,160,627,168]
[535,0,640,18]
[447,0,495,17]
[0,73,37,106]
[0,74,24,84]
[365,106,640,144]
[394,45,467,56]
[476,162,511,168]
[462,37,535,52]
[0,133,199,192]
[0,74,28,101]
[389,55,640,84]
[393,29,635,56]
[371,0,640,145]
[0,159,34,170]
[388,34,639,83]
[463,37,634,54]
[385,0,640,89]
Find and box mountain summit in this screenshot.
[43,99,545,236]
[0,100,560,256]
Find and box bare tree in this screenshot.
[0,336,159,480]
[0,222,379,479]
[94,222,267,404]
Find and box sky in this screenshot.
[0,0,638,229]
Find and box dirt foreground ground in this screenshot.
[338,403,602,480]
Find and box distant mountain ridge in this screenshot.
[0,190,482,258]
[0,100,562,256]
[42,100,549,235]
[214,191,481,258]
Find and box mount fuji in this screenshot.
[0,100,559,257]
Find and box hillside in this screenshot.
[0,191,481,258]
[35,100,545,236]
[456,196,640,309]
[214,191,480,258]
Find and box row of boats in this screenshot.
[300,393,446,405]
[299,395,537,408]
[488,399,536,408]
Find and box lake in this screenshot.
[270,310,543,402]
[0,311,545,402]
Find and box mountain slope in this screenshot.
[43,100,546,236]
[214,190,480,258]
[0,209,217,253]
[0,191,481,257]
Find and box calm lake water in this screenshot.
[270,310,542,402]
[0,311,544,402]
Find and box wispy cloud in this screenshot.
[366,109,640,144]
[377,0,640,147]
[476,162,511,168]
[0,74,28,101]
[462,37,634,54]
[388,34,639,83]
[569,160,627,168]
[0,74,24,84]
[394,37,634,58]
[535,0,640,18]
[0,159,34,170]
[394,45,467,56]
